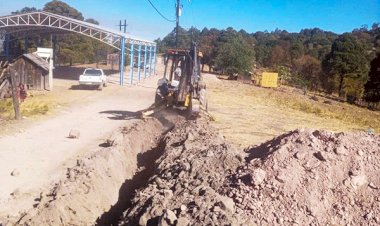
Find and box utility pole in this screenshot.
[9,68,21,120]
[175,0,180,49]
[117,20,127,33]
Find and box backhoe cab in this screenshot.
[155,43,207,116]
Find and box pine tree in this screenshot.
[364,54,380,104]
[322,34,369,97]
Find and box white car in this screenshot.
[79,68,107,90]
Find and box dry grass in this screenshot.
[0,64,121,121]
[204,74,380,147]
[0,91,55,119]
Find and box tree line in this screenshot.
[156,24,380,105]
[6,1,380,105]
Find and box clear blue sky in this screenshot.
[1,0,379,41]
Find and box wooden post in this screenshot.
[9,68,21,120]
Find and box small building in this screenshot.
[9,53,50,90]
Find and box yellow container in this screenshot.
[261,72,278,88]
[184,94,190,107]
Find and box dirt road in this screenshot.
[0,71,159,220]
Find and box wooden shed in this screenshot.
[9,53,50,90]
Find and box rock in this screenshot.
[139,212,150,226]
[176,217,190,226]
[163,189,173,198]
[235,154,243,162]
[187,132,195,141]
[158,216,170,226]
[295,151,306,159]
[334,146,348,156]
[183,162,191,171]
[10,189,21,197]
[155,177,166,189]
[164,209,177,225]
[276,172,286,183]
[350,175,368,189]
[68,129,80,139]
[180,204,187,213]
[364,211,373,220]
[151,206,164,217]
[314,151,327,161]
[368,182,378,189]
[212,206,221,212]
[11,169,20,176]
[216,195,235,212]
[252,169,266,185]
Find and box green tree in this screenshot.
[214,30,255,75]
[268,41,291,68]
[293,55,322,90]
[42,1,112,65]
[43,0,84,20]
[85,18,99,25]
[156,26,192,53]
[364,54,380,104]
[199,28,220,71]
[322,34,369,97]
[11,7,38,14]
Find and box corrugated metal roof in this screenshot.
[22,53,49,72]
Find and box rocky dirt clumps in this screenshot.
[120,120,380,226]
[223,129,380,225]
[119,119,245,225]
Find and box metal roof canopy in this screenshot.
[0,11,156,50]
[0,11,157,86]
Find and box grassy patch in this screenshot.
[21,102,50,116]
[205,76,380,147]
[0,96,52,119]
[234,84,380,132]
[0,99,14,119]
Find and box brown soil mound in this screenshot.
[119,120,380,226]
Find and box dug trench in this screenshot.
[4,110,380,226]
[2,109,182,226]
[95,136,168,226]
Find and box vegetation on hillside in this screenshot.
[4,1,380,105]
[364,54,380,106]
[157,24,380,103]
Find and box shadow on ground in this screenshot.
[70,84,102,90]
[54,66,119,81]
[95,139,166,226]
[245,131,294,161]
[99,110,141,120]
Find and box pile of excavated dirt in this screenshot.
[119,119,243,226]
[119,120,380,226]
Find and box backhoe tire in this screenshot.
[155,87,165,104]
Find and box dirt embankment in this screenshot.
[1,111,180,226]
[119,119,380,226]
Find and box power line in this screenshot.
[146,0,175,22]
